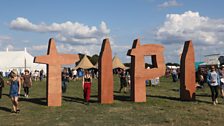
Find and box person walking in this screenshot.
[21,69,32,98]
[118,69,127,93]
[171,69,178,82]
[196,68,205,88]
[219,66,224,98]
[39,69,44,81]
[7,69,21,113]
[72,69,77,81]
[82,70,92,105]
[61,68,69,93]
[0,74,4,99]
[207,65,220,105]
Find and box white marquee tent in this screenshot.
[0,49,46,76]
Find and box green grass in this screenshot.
[1,75,224,126]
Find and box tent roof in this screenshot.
[94,62,98,68]
[0,50,46,72]
[75,55,95,69]
[112,55,125,69]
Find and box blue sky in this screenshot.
[0,0,224,63]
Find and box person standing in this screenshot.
[196,68,205,88]
[171,69,178,82]
[72,69,77,81]
[33,70,39,81]
[82,70,92,105]
[21,69,32,98]
[207,65,220,105]
[118,69,127,93]
[219,66,224,98]
[126,71,131,87]
[61,68,69,93]
[39,69,44,81]
[0,75,4,99]
[7,69,21,113]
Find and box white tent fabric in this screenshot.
[167,65,180,69]
[0,50,46,75]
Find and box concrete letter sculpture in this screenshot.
[180,40,196,101]
[127,39,165,102]
[34,38,79,106]
[98,39,114,104]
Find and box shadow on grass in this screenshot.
[63,96,98,104]
[196,99,211,104]
[113,91,120,93]
[171,88,179,92]
[148,95,180,101]
[148,95,212,104]
[2,93,9,97]
[0,107,11,112]
[196,93,211,97]
[91,94,131,102]
[114,95,131,101]
[19,98,46,106]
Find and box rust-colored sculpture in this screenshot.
[34,38,79,106]
[127,39,165,102]
[98,39,114,104]
[180,40,196,101]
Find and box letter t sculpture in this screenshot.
[34,38,79,106]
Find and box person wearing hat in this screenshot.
[7,69,21,113]
[21,69,32,98]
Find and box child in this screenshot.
[7,69,21,113]
[21,69,32,98]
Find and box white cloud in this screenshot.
[158,0,182,8]
[155,11,224,45]
[0,35,12,43]
[10,17,110,45]
[31,45,48,51]
[6,44,15,50]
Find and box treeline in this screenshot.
[75,54,99,66]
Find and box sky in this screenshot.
[0,0,224,64]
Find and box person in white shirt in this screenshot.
[207,65,220,105]
[72,69,77,80]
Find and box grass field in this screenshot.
[1,75,224,126]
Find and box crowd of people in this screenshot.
[0,69,34,113]
[2,65,224,114]
[165,65,224,105]
[196,65,224,105]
